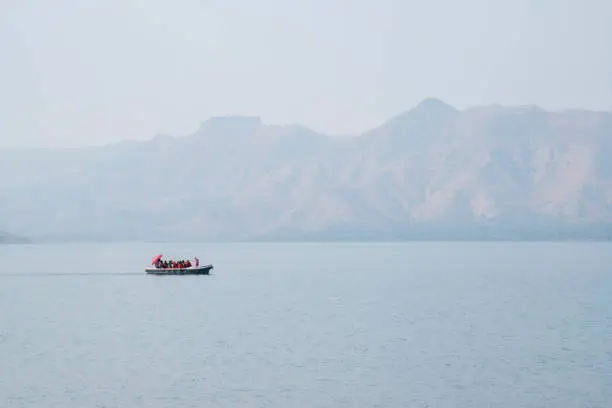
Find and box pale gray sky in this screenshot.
[1,0,611,147]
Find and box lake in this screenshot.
[0,242,610,407]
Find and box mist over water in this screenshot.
[1,242,611,407]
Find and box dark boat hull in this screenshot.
[145,264,213,275]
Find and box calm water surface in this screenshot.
[0,242,611,407]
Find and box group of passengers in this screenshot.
[155,257,199,269]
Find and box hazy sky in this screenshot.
[1,0,611,147]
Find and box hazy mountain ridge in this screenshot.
[0,230,27,244]
[1,98,611,241]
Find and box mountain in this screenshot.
[0,230,27,244]
[0,99,611,241]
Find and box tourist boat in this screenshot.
[145,264,214,275]
[146,254,213,275]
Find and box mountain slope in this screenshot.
[0,230,27,244]
[0,101,611,241]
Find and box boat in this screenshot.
[146,254,213,275]
[145,264,214,275]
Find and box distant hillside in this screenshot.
[0,230,27,244]
[0,98,611,241]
